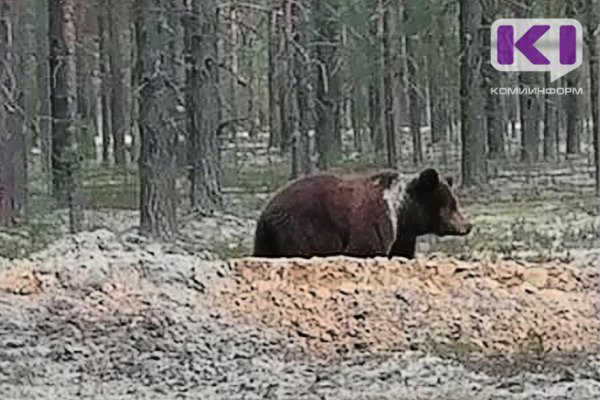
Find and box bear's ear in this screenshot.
[415,168,440,195]
[446,176,454,188]
[371,170,399,189]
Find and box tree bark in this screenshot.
[459,0,487,186]
[405,2,422,165]
[98,1,112,164]
[49,0,83,232]
[35,0,52,188]
[75,0,100,160]
[381,2,396,168]
[287,1,306,179]
[483,1,504,159]
[228,0,239,141]
[0,0,19,225]
[543,73,557,161]
[565,1,581,155]
[267,3,280,149]
[184,0,222,214]
[108,0,132,166]
[5,1,31,218]
[584,0,599,195]
[136,0,178,239]
[519,74,540,162]
[313,0,340,170]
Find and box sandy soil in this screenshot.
[215,256,598,358]
[0,229,599,399]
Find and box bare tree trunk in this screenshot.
[267,3,280,149]
[565,2,581,155]
[584,0,599,195]
[428,59,446,145]
[459,0,487,186]
[382,3,396,168]
[313,0,340,170]
[98,2,111,164]
[49,0,83,233]
[228,0,239,140]
[287,0,304,179]
[519,75,540,162]
[368,82,380,153]
[75,0,100,160]
[376,1,387,165]
[35,0,52,188]
[184,0,222,213]
[7,0,32,218]
[108,0,131,166]
[405,3,422,165]
[129,19,140,164]
[515,0,539,163]
[136,0,178,239]
[279,0,291,152]
[393,0,407,136]
[296,2,311,175]
[483,0,504,159]
[0,0,18,225]
[486,85,505,159]
[543,73,557,161]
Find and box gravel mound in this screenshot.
[215,257,598,359]
[0,230,598,399]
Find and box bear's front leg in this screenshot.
[344,224,394,258]
[388,236,416,259]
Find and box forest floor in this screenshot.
[0,174,599,399]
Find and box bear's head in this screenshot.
[404,168,472,237]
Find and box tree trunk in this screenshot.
[405,3,422,165]
[584,0,599,195]
[75,0,100,160]
[297,1,311,175]
[287,1,306,179]
[350,84,364,154]
[378,0,397,168]
[35,0,52,188]
[519,74,540,162]
[0,0,18,225]
[279,0,291,152]
[313,0,340,170]
[459,0,487,186]
[49,0,83,233]
[486,84,505,159]
[267,3,280,149]
[108,0,131,166]
[136,0,178,239]
[543,73,557,161]
[368,82,381,153]
[483,1,504,159]
[7,0,32,218]
[98,2,112,164]
[228,0,239,140]
[184,0,222,214]
[428,60,446,145]
[565,2,581,155]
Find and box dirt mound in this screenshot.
[213,256,599,359]
[1,231,599,399]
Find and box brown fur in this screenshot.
[253,168,472,259]
[254,171,398,258]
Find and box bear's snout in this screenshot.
[441,209,472,236]
[459,222,473,235]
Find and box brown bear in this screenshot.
[253,168,472,259]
